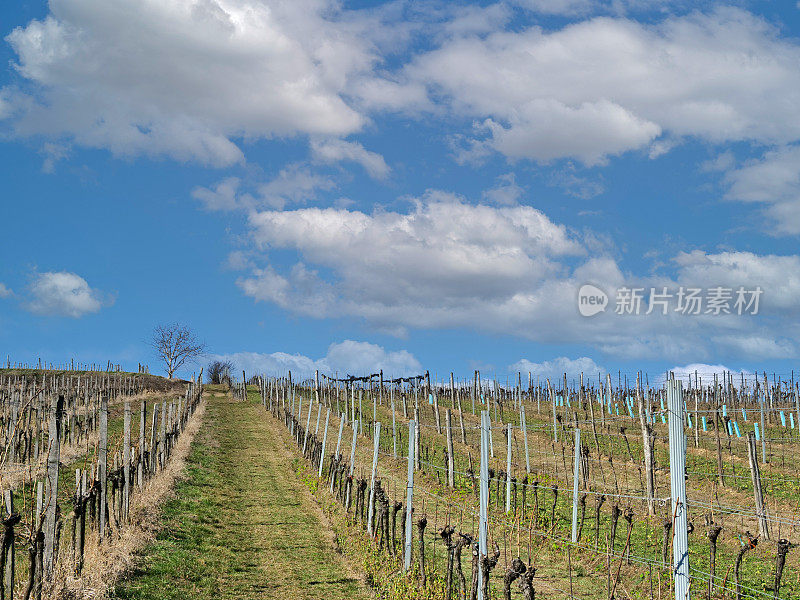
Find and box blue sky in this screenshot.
[1,0,800,383]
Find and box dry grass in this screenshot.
[49,399,207,600]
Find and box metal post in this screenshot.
[794,384,800,439]
[404,420,416,571]
[667,379,690,600]
[478,411,490,600]
[367,422,381,536]
[319,409,330,478]
[571,428,581,543]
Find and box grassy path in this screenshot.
[113,391,372,600]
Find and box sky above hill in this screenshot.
[1,0,800,383]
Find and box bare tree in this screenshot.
[151,323,206,379]
[207,360,233,384]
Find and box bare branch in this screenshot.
[150,323,206,379]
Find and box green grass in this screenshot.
[112,390,372,600]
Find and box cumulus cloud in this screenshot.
[234,193,800,360]
[0,284,12,299]
[191,164,336,212]
[510,356,606,382]
[724,146,800,235]
[24,271,109,317]
[3,0,383,165]
[482,173,524,205]
[211,340,421,379]
[404,8,800,164]
[239,191,586,336]
[258,164,336,209]
[311,138,390,179]
[654,363,756,388]
[673,250,800,313]
[191,177,241,211]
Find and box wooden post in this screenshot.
[43,394,64,577]
[149,404,158,474]
[138,400,146,489]
[760,388,767,463]
[4,490,14,599]
[747,432,770,540]
[123,400,131,520]
[637,374,656,515]
[331,416,346,493]
[391,392,397,458]
[160,400,168,468]
[302,394,313,455]
[446,409,455,488]
[472,371,477,415]
[345,421,357,509]
[414,406,422,471]
[9,391,19,463]
[521,405,530,474]
[505,423,512,513]
[549,381,558,443]
[433,389,442,434]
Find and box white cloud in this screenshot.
[212,339,421,380]
[241,192,584,328]
[311,138,390,179]
[673,250,800,313]
[4,0,381,165]
[482,172,524,205]
[404,8,800,164]
[724,146,800,235]
[235,194,800,361]
[516,0,596,16]
[0,284,12,299]
[40,142,69,173]
[510,356,606,382]
[257,164,336,210]
[191,177,241,211]
[192,165,336,212]
[655,363,755,388]
[325,340,421,377]
[24,271,108,317]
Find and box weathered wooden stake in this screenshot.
[43,394,64,578]
[746,431,770,540]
